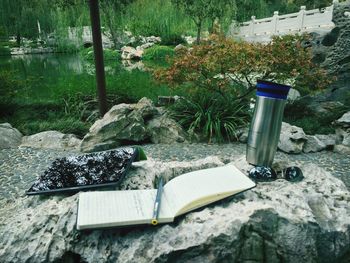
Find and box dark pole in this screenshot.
[88,0,108,116]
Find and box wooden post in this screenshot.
[88,0,108,117]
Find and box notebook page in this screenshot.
[77,189,157,229]
[162,165,255,216]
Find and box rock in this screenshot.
[138,42,154,50]
[121,46,143,60]
[157,95,182,106]
[303,135,327,153]
[0,156,349,263]
[287,88,301,101]
[237,127,249,143]
[80,103,148,152]
[315,134,340,146]
[342,133,350,147]
[147,114,187,144]
[0,123,22,149]
[121,60,145,71]
[334,112,350,146]
[278,122,307,153]
[334,144,350,155]
[80,98,187,152]
[183,35,196,45]
[21,131,81,151]
[306,2,350,103]
[142,35,161,44]
[174,44,187,52]
[313,101,345,116]
[319,1,350,101]
[335,111,350,128]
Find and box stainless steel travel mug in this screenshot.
[246,80,291,166]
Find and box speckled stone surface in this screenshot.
[0,143,349,208]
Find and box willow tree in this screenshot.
[171,0,236,44]
[0,0,53,45]
[99,0,134,48]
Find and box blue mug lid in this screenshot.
[256,80,291,100]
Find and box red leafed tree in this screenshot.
[155,34,333,97]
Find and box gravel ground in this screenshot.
[0,143,349,208]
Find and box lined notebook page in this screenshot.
[77,189,157,229]
[162,165,255,216]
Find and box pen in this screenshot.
[151,176,164,225]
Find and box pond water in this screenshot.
[0,53,170,102]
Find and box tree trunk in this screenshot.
[196,21,202,45]
[89,0,108,117]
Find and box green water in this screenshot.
[0,53,171,103]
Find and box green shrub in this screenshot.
[80,47,120,61]
[123,0,196,42]
[284,98,349,135]
[160,33,185,46]
[0,100,90,137]
[54,41,79,53]
[170,93,251,143]
[0,45,10,56]
[0,70,25,102]
[143,45,175,61]
[18,117,89,138]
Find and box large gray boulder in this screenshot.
[334,111,350,147]
[335,111,350,128]
[0,156,349,263]
[147,114,186,144]
[0,123,23,149]
[80,98,187,152]
[303,135,327,153]
[20,131,81,151]
[278,122,307,153]
[315,1,350,101]
[334,144,350,155]
[315,134,340,146]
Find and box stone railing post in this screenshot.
[298,6,306,31]
[272,11,279,33]
[250,16,256,35]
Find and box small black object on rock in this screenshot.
[248,165,303,183]
[27,147,138,195]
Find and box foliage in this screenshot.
[170,93,250,142]
[160,33,186,46]
[235,0,269,22]
[80,47,120,60]
[0,0,54,45]
[171,0,236,43]
[143,45,175,61]
[156,34,333,98]
[0,45,10,56]
[0,70,25,102]
[284,97,349,135]
[122,0,195,43]
[100,0,134,48]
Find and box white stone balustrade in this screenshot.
[229,0,339,42]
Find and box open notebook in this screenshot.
[77,164,255,230]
